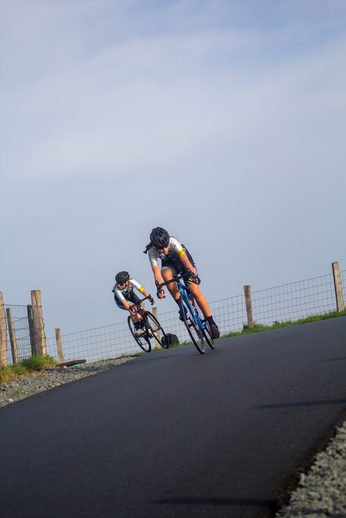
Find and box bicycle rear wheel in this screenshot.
[179,297,205,354]
[143,312,169,349]
[202,320,215,349]
[128,316,151,352]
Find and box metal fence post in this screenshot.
[0,292,8,366]
[243,285,254,329]
[332,262,345,312]
[152,307,161,349]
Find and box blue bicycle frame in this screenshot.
[157,272,215,354]
[177,279,205,331]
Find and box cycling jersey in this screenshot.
[148,237,186,266]
[148,236,198,281]
[112,278,144,303]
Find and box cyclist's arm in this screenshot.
[141,287,155,303]
[120,298,134,311]
[180,251,196,274]
[152,265,163,286]
[132,278,154,302]
[152,265,165,298]
[114,286,132,311]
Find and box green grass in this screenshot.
[3,310,344,381]
[153,309,346,350]
[221,308,346,339]
[0,354,56,384]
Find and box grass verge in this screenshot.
[0,354,56,384]
[221,308,346,339]
[153,309,346,350]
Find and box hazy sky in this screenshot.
[1,0,345,340]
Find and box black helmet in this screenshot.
[150,227,169,249]
[115,271,130,284]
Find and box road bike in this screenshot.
[156,273,215,354]
[127,296,168,353]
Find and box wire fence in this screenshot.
[0,304,46,365]
[1,270,345,366]
[47,269,345,363]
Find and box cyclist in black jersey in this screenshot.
[112,271,155,337]
[144,227,220,338]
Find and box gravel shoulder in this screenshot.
[1,355,345,517]
[276,421,346,518]
[0,356,138,408]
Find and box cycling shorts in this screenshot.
[161,247,200,286]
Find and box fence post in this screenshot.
[6,308,19,364]
[27,305,38,356]
[31,290,47,356]
[0,292,8,366]
[152,307,161,349]
[332,262,345,312]
[55,329,64,363]
[243,285,254,329]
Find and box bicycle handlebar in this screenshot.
[129,294,154,310]
[156,271,191,293]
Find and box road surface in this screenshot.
[1,317,345,517]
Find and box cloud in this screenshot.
[0,0,345,336]
[1,1,345,184]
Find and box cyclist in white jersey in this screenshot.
[144,227,220,338]
[112,271,155,336]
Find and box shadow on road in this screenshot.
[252,399,346,409]
[152,497,274,507]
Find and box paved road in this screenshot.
[1,318,346,518]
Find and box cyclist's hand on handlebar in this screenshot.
[128,304,136,314]
[157,289,165,299]
[155,280,165,299]
[187,269,200,285]
[148,295,155,305]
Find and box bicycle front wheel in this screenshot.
[202,320,215,349]
[180,298,205,354]
[128,316,151,353]
[143,312,169,349]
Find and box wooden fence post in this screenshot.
[27,305,38,356]
[152,307,161,349]
[0,292,8,366]
[6,308,19,364]
[31,290,47,356]
[332,262,345,312]
[55,329,64,364]
[243,285,254,329]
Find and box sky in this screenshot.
[0,0,345,340]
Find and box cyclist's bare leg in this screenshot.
[188,283,212,318]
[162,268,180,300]
[128,303,139,324]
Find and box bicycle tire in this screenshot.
[179,297,205,354]
[127,316,151,353]
[202,320,215,349]
[143,312,169,349]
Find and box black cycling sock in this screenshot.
[207,316,216,326]
[175,297,181,305]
